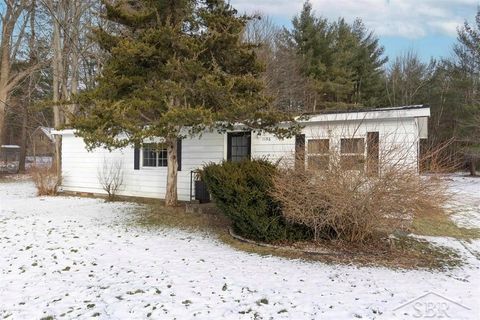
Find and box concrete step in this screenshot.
[185,202,220,215]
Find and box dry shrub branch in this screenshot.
[272,137,449,243]
[30,165,61,196]
[97,158,124,201]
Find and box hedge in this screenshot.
[201,159,311,242]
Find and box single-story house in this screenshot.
[53,105,430,201]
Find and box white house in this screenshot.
[54,105,430,202]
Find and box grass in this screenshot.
[130,202,464,270]
[412,211,480,240]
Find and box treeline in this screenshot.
[0,0,479,173]
[246,1,480,171]
[0,0,101,172]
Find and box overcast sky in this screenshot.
[230,0,479,62]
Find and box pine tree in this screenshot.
[453,11,480,175]
[286,1,387,109]
[73,0,292,205]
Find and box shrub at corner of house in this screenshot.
[201,159,312,243]
[30,166,60,196]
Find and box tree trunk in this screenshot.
[165,137,178,207]
[0,16,11,146]
[55,135,62,179]
[0,89,7,145]
[51,3,63,182]
[0,3,30,145]
[18,105,28,173]
[469,159,477,176]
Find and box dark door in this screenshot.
[227,132,251,162]
[367,132,379,176]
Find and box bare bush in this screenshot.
[30,166,61,196]
[419,138,462,173]
[97,158,124,201]
[271,140,449,243]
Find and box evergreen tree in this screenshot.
[286,1,387,109]
[453,11,480,175]
[73,0,292,205]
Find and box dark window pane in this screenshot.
[229,132,251,162]
[143,143,168,167]
[158,149,168,167]
[143,144,157,167]
[308,139,329,154]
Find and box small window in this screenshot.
[228,132,251,163]
[340,138,365,170]
[307,139,330,170]
[142,143,168,167]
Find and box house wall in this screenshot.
[302,118,420,170]
[60,116,422,201]
[61,131,225,201]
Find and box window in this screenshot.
[340,138,365,170]
[142,143,168,167]
[227,132,251,162]
[307,139,330,170]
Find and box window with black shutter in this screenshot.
[137,140,182,170]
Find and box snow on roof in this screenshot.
[302,104,428,115]
[1,145,20,149]
[299,105,430,123]
[53,105,430,135]
[37,127,55,142]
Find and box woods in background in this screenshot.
[0,0,478,174]
[246,1,480,173]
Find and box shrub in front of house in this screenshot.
[271,153,449,243]
[201,159,312,242]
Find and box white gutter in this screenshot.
[300,106,430,123]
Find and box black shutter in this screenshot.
[134,146,140,170]
[227,133,232,161]
[177,139,182,171]
[295,134,305,170]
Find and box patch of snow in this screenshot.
[0,180,479,319]
[445,175,480,229]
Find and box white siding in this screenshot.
[301,118,420,170]
[60,115,423,201]
[61,132,225,201]
[251,132,295,165]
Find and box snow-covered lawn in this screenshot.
[448,175,480,229]
[0,177,479,320]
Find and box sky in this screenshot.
[230,0,479,63]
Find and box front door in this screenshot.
[227,132,251,162]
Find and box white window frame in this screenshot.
[340,137,366,171]
[141,143,168,169]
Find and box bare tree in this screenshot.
[385,51,436,107]
[244,13,313,112]
[41,0,99,180]
[97,158,124,201]
[0,0,43,145]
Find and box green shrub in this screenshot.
[201,159,311,242]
